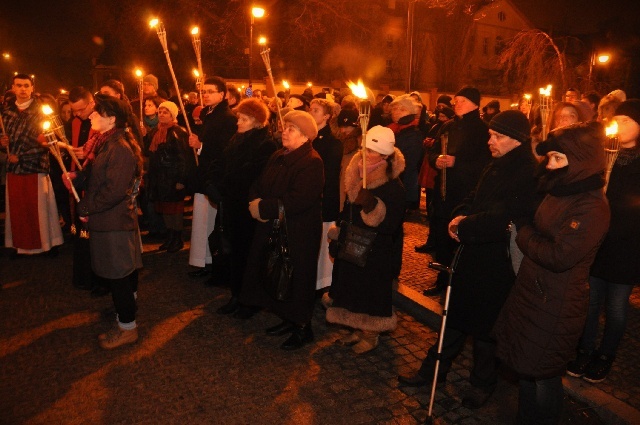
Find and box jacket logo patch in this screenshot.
[371,138,378,144]
[570,220,580,230]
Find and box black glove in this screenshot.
[354,188,378,213]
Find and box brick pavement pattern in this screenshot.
[0,205,632,424]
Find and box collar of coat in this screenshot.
[344,147,406,202]
[275,140,314,166]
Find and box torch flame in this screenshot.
[149,18,159,28]
[191,26,199,35]
[43,121,51,131]
[347,80,368,100]
[42,105,54,115]
[282,80,290,90]
[524,94,532,100]
[539,85,552,97]
[193,69,200,78]
[606,121,619,137]
[135,68,143,78]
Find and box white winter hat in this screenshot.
[366,125,395,155]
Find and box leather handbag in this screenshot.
[337,202,377,268]
[262,200,294,301]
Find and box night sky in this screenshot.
[1,0,639,96]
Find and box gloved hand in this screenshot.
[354,188,378,213]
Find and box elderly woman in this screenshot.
[215,98,277,314]
[325,126,406,354]
[493,121,610,424]
[75,95,144,349]
[240,110,324,350]
[146,101,192,253]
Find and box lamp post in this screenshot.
[587,51,611,91]
[249,6,265,87]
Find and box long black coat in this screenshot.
[240,141,325,324]
[446,144,537,336]
[590,151,640,285]
[312,125,343,222]
[147,125,191,203]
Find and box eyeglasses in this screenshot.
[202,89,221,94]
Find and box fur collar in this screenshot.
[344,148,405,202]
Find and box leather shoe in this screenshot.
[266,320,295,336]
[414,242,436,253]
[280,324,314,350]
[90,285,110,298]
[216,296,239,315]
[461,386,494,409]
[423,284,446,296]
[397,372,446,387]
[188,268,210,278]
[234,305,259,320]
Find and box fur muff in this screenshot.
[326,306,397,333]
[343,148,405,228]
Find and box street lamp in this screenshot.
[587,51,611,91]
[249,6,265,87]
[2,53,10,60]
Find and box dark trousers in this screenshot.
[517,375,563,425]
[110,271,138,324]
[430,214,459,286]
[225,203,256,297]
[418,326,498,389]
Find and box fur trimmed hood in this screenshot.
[344,147,405,203]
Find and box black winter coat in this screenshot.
[446,144,537,336]
[147,125,191,203]
[240,142,325,324]
[312,125,343,222]
[392,119,424,204]
[590,150,640,285]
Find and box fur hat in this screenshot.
[390,94,418,114]
[234,97,270,126]
[615,99,640,126]
[283,110,318,140]
[436,95,452,107]
[143,74,159,92]
[158,101,179,120]
[337,108,359,127]
[288,94,310,109]
[366,125,396,155]
[608,89,627,103]
[455,86,481,106]
[489,110,531,143]
[409,91,423,103]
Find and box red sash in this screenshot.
[7,173,42,249]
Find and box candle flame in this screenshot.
[149,18,159,28]
[191,26,199,35]
[539,85,552,97]
[193,69,200,78]
[42,105,54,115]
[135,68,143,78]
[347,79,368,100]
[282,80,290,89]
[606,121,618,137]
[43,121,51,131]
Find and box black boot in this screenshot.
[159,231,175,251]
[166,230,184,253]
[266,320,295,336]
[216,296,239,315]
[280,323,314,350]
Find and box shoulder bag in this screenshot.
[337,201,378,268]
[262,200,294,301]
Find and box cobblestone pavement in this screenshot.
[0,203,634,424]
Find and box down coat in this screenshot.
[326,149,406,332]
[494,122,610,378]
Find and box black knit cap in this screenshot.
[455,86,481,106]
[436,95,452,107]
[615,99,640,125]
[489,110,531,143]
[337,108,359,127]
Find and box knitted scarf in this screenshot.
[82,127,120,166]
[149,122,173,152]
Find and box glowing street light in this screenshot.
[258,36,267,46]
[588,51,612,91]
[249,6,266,86]
[2,53,10,60]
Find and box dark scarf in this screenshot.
[144,114,159,129]
[82,127,120,166]
[549,173,604,197]
[616,146,640,166]
[388,115,419,134]
[149,122,173,152]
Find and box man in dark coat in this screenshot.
[399,111,538,409]
[187,76,237,276]
[424,86,492,294]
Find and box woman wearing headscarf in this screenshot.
[240,110,324,351]
[215,98,277,313]
[493,121,610,424]
[75,95,144,350]
[325,125,406,354]
[145,101,192,253]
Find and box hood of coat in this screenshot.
[344,147,405,202]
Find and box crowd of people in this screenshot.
[1,71,638,423]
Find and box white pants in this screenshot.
[188,193,217,267]
[316,221,335,290]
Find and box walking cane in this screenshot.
[424,244,464,424]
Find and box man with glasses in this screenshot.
[0,73,63,256]
[187,76,237,280]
